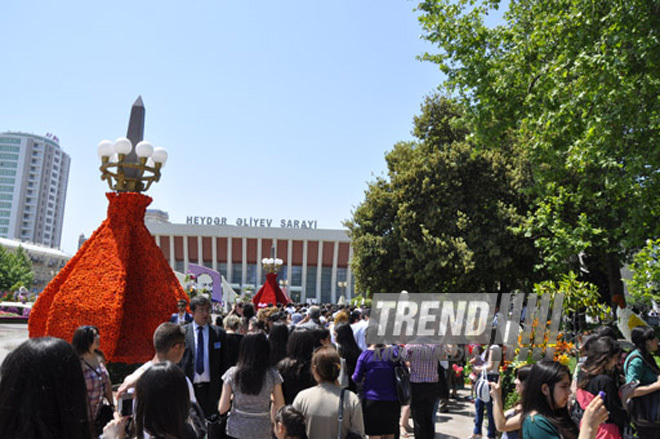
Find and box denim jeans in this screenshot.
[473,397,495,438]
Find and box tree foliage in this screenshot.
[346,96,539,295]
[417,0,660,301]
[628,239,660,309]
[0,245,34,291]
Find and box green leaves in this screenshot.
[0,245,34,292]
[416,0,660,302]
[346,95,539,295]
[628,239,660,309]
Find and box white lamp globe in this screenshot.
[109,153,119,163]
[262,258,269,265]
[114,137,133,155]
[151,147,168,167]
[275,258,283,265]
[135,141,154,158]
[97,140,114,159]
[146,158,155,168]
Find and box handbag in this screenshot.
[338,389,364,439]
[623,351,660,427]
[394,360,411,406]
[474,368,490,403]
[94,402,115,435]
[206,411,228,439]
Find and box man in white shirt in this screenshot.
[351,308,370,351]
[179,296,227,417]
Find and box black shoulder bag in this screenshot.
[338,389,364,439]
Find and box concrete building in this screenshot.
[0,132,71,248]
[145,215,355,304]
[0,237,70,291]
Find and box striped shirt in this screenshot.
[403,344,439,383]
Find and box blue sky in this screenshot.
[3,1,447,254]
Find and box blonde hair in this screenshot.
[333,311,349,326]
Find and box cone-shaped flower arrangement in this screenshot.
[29,192,188,362]
[29,97,188,363]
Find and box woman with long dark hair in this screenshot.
[278,329,318,404]
[0,337,95,439]
[624,327,660,439]
[521,360,608,439]
[135,361,200,439]
[218,332,285,439]
[576,336,625,439]
[489,364,532,439]
[103,361,202,439]
[335,323,362,392]
[269,322,290,367]
[72,325,115,435]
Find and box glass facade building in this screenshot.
[0,133,71,248]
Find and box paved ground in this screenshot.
[398,388,476,439]
[0,322,28,365]
[0,324,477,438]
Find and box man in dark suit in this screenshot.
[170,299,193,325]
[179,295,227,417]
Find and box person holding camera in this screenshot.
[103,362,202,439]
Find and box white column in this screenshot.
[169,235,175,269]
[197,236,203,267]
[212,237,217,271]
[331,241,339,303]
[301,240,308,302]
[227,238,233,283]
[256,238,263,286]
[241,237,247,287]
[316,242,323,303]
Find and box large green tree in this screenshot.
[0,245,34,291]
[417,0,660,303]
[346,96,539,295]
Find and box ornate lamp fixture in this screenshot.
[262,257,283,274]
[97,96,168,193]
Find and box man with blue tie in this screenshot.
[179,295,227,417]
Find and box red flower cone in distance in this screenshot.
[253,273,291,308]
[29,192,188,363]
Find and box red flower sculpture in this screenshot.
[253,273,291,308]
[29,192,188,363]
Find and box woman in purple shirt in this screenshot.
[352,344,401,439]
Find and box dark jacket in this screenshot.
[179,323,228,416]
[170,312,193,324]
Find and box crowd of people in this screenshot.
[0,295,659,439]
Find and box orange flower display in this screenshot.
[29,192,188,363]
